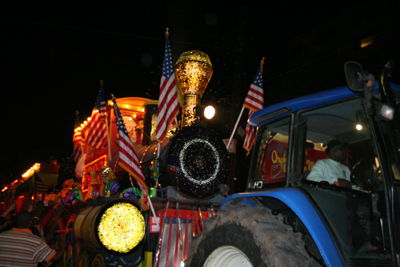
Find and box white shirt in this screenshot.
[307,158,351,184]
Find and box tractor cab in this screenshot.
[246,61,400,266]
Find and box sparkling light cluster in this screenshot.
[175,60,213,97]
[175,50,213,128]
[98,202,145,253]
[168,127,229,197]
[179,138,220,185]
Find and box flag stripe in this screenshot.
[86,111,107,149]
[243,84,264,111]
[86,83,108,150]
[155,35,179,143]
[98,82,107,121]
[73,130,82,160]
[243,63,264,153]
[73,111,84,162]
[35,174,48,193]
[112,98,149,210]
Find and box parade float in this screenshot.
[0,50,234,267]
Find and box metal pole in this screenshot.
[226,106,245,150]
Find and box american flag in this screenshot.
[73,111,84,162]
[112,97,149,211]
[86,81,108,150]
[155,30,179,143]
[243,59,264,154]
[73,128,83,161]
[35,173,48,193]
[98,81,107,121]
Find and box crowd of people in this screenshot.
[0,202,67,266]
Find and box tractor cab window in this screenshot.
[297,97,393,266]
[250,116,291,189]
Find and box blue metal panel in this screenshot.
[220,188,344,267]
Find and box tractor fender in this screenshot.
[221,188,344,267]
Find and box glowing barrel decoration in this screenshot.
[74,199,145,254]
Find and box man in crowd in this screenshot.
[0,210,66,266]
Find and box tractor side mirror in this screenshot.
[344,61,366,92]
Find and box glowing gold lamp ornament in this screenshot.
[175,50,213,127]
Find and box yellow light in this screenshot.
[81,123,85,127]
[22,163,41,179]
[361,35,374,48]
[129,117,132,120]
[356,124,363,131]
[126,105,130,109]
[141,108,144,112]
[84,120,87,124]
[88,117,92,122]
[98,202,145,253]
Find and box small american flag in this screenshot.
[86,81,108,150]
[155,29,179,143]
[112,97,149,211]
[35,173,48,193]
[73,128,83,162]
[98,81,107,121]
[73,111,84,162]
[243,59,264,154]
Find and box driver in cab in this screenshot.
[307,140,360,189]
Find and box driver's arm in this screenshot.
[337,178,352,189]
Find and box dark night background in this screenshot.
[1,1,400,185]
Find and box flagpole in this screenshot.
[147,195,159,228]
[226,106,245,150]
[156,142,160,189]
[99,80,112,165]
[106,115,112,164]
[128,174,159,227]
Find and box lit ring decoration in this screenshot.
[97,202,145,253]
[179,138,220,185]
[167,127,229,197]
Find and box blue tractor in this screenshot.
[186,60,400,267]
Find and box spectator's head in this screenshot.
[326,140,347,162]
[14,211,32,229]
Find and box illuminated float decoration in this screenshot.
[97,202,145,253]
[138,50,229,198]
[175,50,213,128]
[74,199,145,254]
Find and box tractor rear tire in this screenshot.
[186,200,321,267]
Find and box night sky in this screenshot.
[1,1,400,183]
